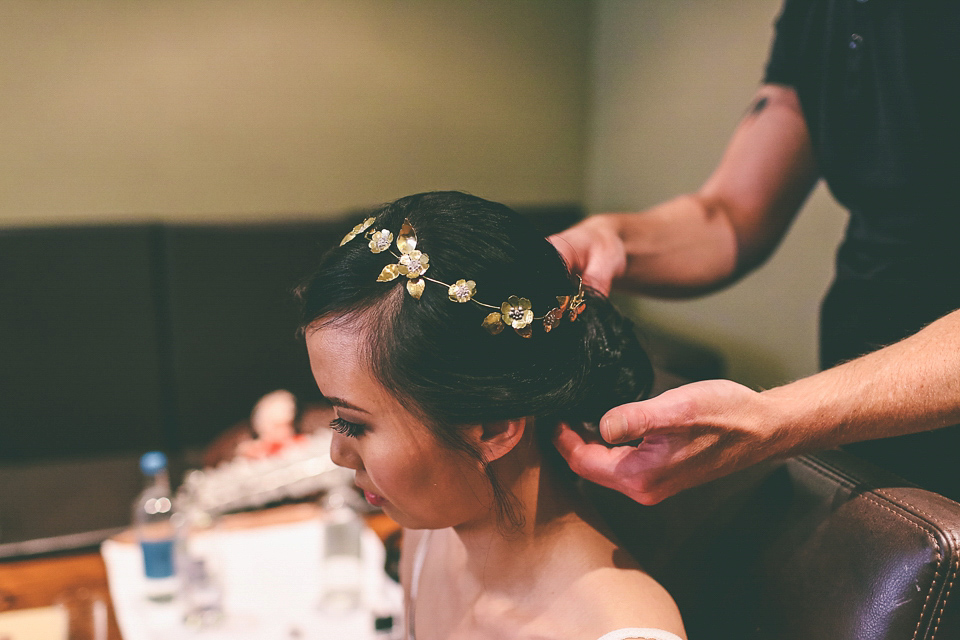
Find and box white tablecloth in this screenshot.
[101,516,403,639]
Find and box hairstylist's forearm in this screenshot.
[605,194,738,297]
[761,308,960,455]
[563,85,819,298]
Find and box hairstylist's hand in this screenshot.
[548,215,626,296]
[554,379,785,505]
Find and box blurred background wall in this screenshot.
[1,0,849,387]
[0,0,589,226]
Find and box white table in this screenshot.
[101,505,403,640]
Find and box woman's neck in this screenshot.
[447,432,599,589]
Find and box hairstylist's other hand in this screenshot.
[554,379,783,505]
[548,215,626,296]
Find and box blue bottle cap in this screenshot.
[139,451,168,475]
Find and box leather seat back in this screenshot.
[589,450,960,640]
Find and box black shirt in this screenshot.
[763,0,960,497]
[765,0,960,220]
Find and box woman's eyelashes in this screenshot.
[330,416,366,438]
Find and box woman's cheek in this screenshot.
[329,432,362,471]
[364,443,411,494]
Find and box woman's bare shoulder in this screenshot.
[580,566,685,639]
[540,534,686,640]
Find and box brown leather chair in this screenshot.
[589,449,960,640]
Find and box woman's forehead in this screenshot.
[307,326,374,392]
[306,324,414,419]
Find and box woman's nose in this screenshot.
[329,432,362,471]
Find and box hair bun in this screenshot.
[564,291,653,426]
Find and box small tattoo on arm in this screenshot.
[749,96,769,115]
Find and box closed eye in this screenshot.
[330,416,365,438]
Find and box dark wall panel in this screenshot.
[0,226,167,462]
[161,223,348,448]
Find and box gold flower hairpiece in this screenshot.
[340,217,585,338]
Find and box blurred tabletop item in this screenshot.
[104,502,403,640]
[202,395,334,470]
[234,390,303,459]
[0,391,405,640]
[0,505,401,640]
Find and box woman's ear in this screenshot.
[476,417,528,463]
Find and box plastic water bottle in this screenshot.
[318,485,364,613]
[134,451,177,602]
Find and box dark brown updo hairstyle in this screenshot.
[296,192,653,528]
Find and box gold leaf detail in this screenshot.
[340,217,375,246]
[516,325,533,339]
[368,230,394,253]
[407,278,426,300]
[501,296,533,329]
[397,219,418,254]
[543,307,564,332]
[448,279,476,303]
[399,250,429,278]
[482,312,505,335]
[377,264,402,282]
[569,301,586,322]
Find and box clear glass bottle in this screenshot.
[180,554,224,627]
[133,451,177,602]
[318,485,364,613]
[175,494,225,629]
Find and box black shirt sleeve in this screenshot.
[763,0,801,86]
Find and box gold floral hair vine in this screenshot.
[340,217,586,338]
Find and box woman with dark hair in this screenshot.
[296,192,685,640]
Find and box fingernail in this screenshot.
[601,411,628,443]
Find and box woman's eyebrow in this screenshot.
[323,396,370,414]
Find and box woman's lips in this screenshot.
[361,487,386,507]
